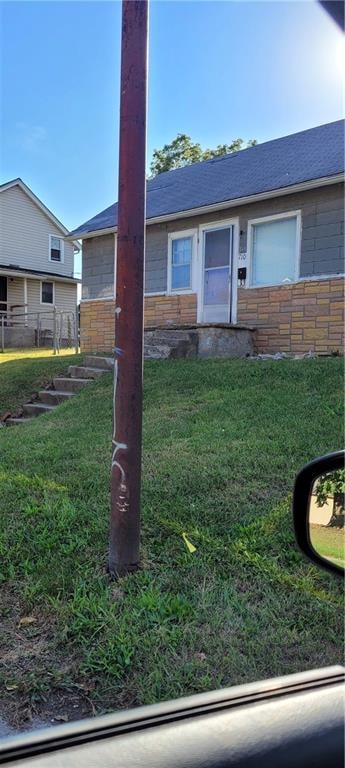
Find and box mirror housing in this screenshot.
[293,451,344,575]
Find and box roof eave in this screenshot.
[0,265,80,283]
[66,172,345,241]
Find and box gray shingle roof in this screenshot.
[69,120,344,238]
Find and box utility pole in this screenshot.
[109,0,148,577]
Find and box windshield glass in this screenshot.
[0,0,344,737]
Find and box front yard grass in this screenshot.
[0,357,343,727]
[310,525,345,567]
[0,349,83,417]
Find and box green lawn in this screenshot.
[310,524,345,568]
[0,349,83,417]
[0,357,343,728]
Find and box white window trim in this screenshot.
[40,280,55,306]
[167,229,197,295]
[196,217,240,324]
[298,272,345,283]
[247,210,302,289]
[49,234,64,264]
[80,296,115,303]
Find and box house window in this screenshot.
[41,281,54,305]
[171,236,193,291]
[250,214,299,287]
[49,235,63,262]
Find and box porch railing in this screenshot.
[0,301,28,315]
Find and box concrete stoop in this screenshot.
[3,356,113,427]
[144,329,198,360]
[144,325,256,360]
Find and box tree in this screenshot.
[150,134,258,176]
[315,469,345,528]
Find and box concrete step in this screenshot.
[143,329,198,360]
[68,365,106,380]
[145,338,184,348]
[144,353,165,361]
[145,328,192,336]
[53,377,92,393]
[5,417,35,426]
[144,344,171,360]
[38,390,75,405]
[23,403,55,417]
[144,332,192,345]
[84,355,114,370]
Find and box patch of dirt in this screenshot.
[1,584,54,673]
[0,584,96,732]
[0,689,96,735]
[0,584,143,735]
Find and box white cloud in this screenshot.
[15,122,47,153]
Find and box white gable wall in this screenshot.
[0,185,75,277]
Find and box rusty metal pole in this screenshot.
[109,0,148,577]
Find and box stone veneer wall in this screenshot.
[80,279,343,354]
[237,277,344,354]
[144,293,197,328]
[80,298,116,352]
[80,294,198,352]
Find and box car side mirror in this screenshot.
[293,451,344,575]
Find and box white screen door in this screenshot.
[202,226,233,323]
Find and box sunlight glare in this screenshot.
[334,38,345,79]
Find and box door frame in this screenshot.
[196,217,239,324]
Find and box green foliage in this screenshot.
[150,133,257,176]
[315,470,345,507]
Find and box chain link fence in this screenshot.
[0,308,79,353]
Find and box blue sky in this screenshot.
[1,0,344,272]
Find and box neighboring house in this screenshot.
[68,120,344,355]
[0,179,79,347]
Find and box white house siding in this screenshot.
[6,277,25,313]
[25,278,77,333]
[0,185,75,277]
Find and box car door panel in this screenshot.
[1,667,343,768]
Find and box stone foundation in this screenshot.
[237,277,344,354]
[144,293,197,327]
[80,298,116,353]
[80,294,197,352]
[80,278,344,355]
